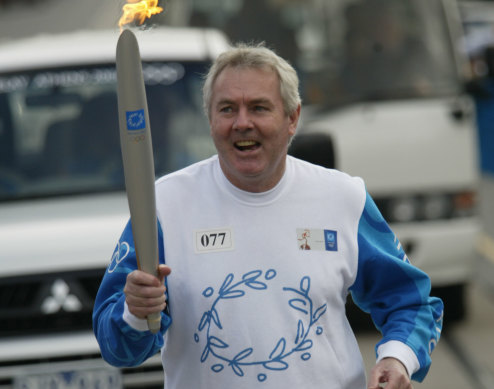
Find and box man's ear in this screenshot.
[288,104,301,137]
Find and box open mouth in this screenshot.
[234,140,260,151]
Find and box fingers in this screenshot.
[124,267,171,319]
[157,264,172,282]
[368,358,413,389]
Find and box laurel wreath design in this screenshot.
[194,269,327,382]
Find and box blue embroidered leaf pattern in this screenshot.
[222,289,245,299]
[219,273,234,294]
[300,276,310,294]
[233,348,253,362]
[209,336,229,349]
[288,298,308,315]
[212,364,224,372]
[198,311,210,331]
[313,304,327,322]
[269,338,286,360]
[282,286,307,298]
[295,320,305,344]
[245,281,267,290]
[210,308,222,329]
[263,360,289,371]
[202,287,214,297]
[242,269,262,281]
[295,339,313,352]
[195,271,324,383]
[201,345,210,362]
[230,362,244,376]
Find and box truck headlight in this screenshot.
[422,194,452,220]
[376,191,477,223]
[387,197,419,223]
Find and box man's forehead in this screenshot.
[215,65,277,84]
[212,66,280,100]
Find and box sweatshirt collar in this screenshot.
[213,155,292,206]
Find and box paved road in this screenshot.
[357,282,494,389]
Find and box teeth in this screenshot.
[236,140,257,147]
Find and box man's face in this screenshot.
[209,66,300,192]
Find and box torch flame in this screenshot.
[118,0,164,30]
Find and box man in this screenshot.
[93,43,443,389]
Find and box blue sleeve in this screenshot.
[92,219,172,367]
[350,192,444,382]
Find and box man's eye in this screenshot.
[220,106,233,113]
[254,106,267,112]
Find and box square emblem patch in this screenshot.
[126,109,146,131]
[324,230,338,251]
[297,228,338,252]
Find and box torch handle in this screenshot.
[116,29,161,334]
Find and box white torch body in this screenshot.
[116,29,161,334]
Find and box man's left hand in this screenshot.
[368,357,413,389]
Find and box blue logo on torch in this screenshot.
[126,109,146,130]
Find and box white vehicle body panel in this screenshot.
[0,28,228,72]
[0,194,128,277]
[304,99,479,195]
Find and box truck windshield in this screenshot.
[0,62,215,201]
[300,0,461,107]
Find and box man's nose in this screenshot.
[233,106,252,130]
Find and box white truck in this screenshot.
[287,0,479,324]
[0,27,228,388]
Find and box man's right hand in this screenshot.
[124,264,171,319]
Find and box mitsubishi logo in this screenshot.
[41,279,83,314]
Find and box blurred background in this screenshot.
[0,0,493,388]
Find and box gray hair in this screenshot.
[202,43,301,119]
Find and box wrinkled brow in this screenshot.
[215,97,274,107]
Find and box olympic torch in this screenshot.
[116,29,161,334]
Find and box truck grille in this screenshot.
[0,268,105,337]
[0,353,164,389]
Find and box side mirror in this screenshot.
[289,132,336,169]
[450,95,475,122]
